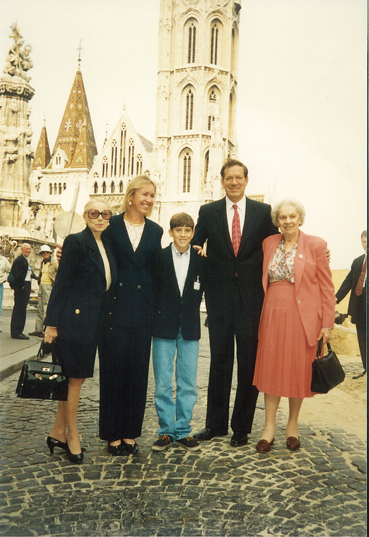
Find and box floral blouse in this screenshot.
[268,239,298,283]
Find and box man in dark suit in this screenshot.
[336,230,367,379]
[193,159,278,447]
[10,243,37,340]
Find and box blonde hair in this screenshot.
[122,175,156,217]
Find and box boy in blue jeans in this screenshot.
[152,213,206,451]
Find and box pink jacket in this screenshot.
[261,231,336,346]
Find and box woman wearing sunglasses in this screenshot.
[44,199,117,464]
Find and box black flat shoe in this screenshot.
[193,428,227,441]
[108,442,128,456]
[66,443,83,464]
[121,439,139,454]
[47,436,67,454]
[230,433,249,447]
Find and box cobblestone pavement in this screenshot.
[0,314,367,537]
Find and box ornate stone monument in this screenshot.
[0,23,35,236]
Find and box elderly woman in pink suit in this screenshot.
[253,199,335,452]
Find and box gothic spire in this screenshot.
[50,68,97,169]
[32,121,51,169]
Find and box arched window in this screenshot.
[53,183,57,195]
[93,181,98,194]
[128,139,135,176]
[102,181,106,194]
[102,156,108,178]
[208,88,219,130]
[111,140,118,177]
[111,181,115,193]
[120,124,127,176]
[58,183,62,194]
[210,21,219,65]
[181,149,192,193]
[49,183,53,195]
[188,22,196,63]
[185,87,194,130]
[119,180,124,193]
[204,150,209,182]
[63,183,66,191]
[136,154,143,175]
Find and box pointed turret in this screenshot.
[32,121,51,169]
[50,68,97,169]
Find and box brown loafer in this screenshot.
[286,436,301,450]
[256,438,274,453]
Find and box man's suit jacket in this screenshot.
[193,197,278,334]
[261,231,336,346]
[10,254,32,288]
[103,213,163,328]
[153,245,207,340]
[336,253,366,325]
[45,226,117,344]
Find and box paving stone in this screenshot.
[0,321,366,536]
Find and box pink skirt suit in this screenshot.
[253,231,336,399]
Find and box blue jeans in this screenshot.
[152,329,199,440]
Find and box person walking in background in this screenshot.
[336,230,367,379]
[151,213,206,452]
[10,243,37,340]
[253,200,336,453]
[192,158,278,448]
[0,244,11,332]
[99,175,163,456]
[44,199,116,464]
[29,244,58,338]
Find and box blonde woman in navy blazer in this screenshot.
[99,175,163,455]
[253,200,335,453]
[44,200,117,464]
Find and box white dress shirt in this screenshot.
[171,243,191,296]
[225,195,246,237]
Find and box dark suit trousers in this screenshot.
[356,314,367,371]
[11,282,31,337]
[99,325,152,441]
[206,280,259,435]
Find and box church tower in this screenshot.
[154,0,242,230]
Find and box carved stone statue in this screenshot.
[29,167,43,197]
[2,24,33,82]
[17,197,31,228]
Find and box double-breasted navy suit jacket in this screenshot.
[45,226,117,344]
[153,245,207,341]
[336,253,366,325]
[193,197,278,335]
[103,214,163,328]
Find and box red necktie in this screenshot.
[232,204,241,256]
[355,257,367,296]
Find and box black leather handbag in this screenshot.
[15,341,68,401]
[311,339,345,393]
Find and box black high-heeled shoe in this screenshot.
[121,439,139,454]
[108,442,128,456]
[65,442,84,464]
[47,436,67,454]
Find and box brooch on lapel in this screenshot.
[298,254,303,259]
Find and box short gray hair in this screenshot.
[271,199,306,227]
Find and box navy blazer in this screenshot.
[153,245,207,341]
[336,253,366,325]
[103,214,163,328]
[45,226,117,344]
[193,197,278,335]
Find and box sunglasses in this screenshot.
[85,209,112,220]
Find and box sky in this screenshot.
[0,0,367,269]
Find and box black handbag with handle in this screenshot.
[311,339,345,394]
[15,341,68,401]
